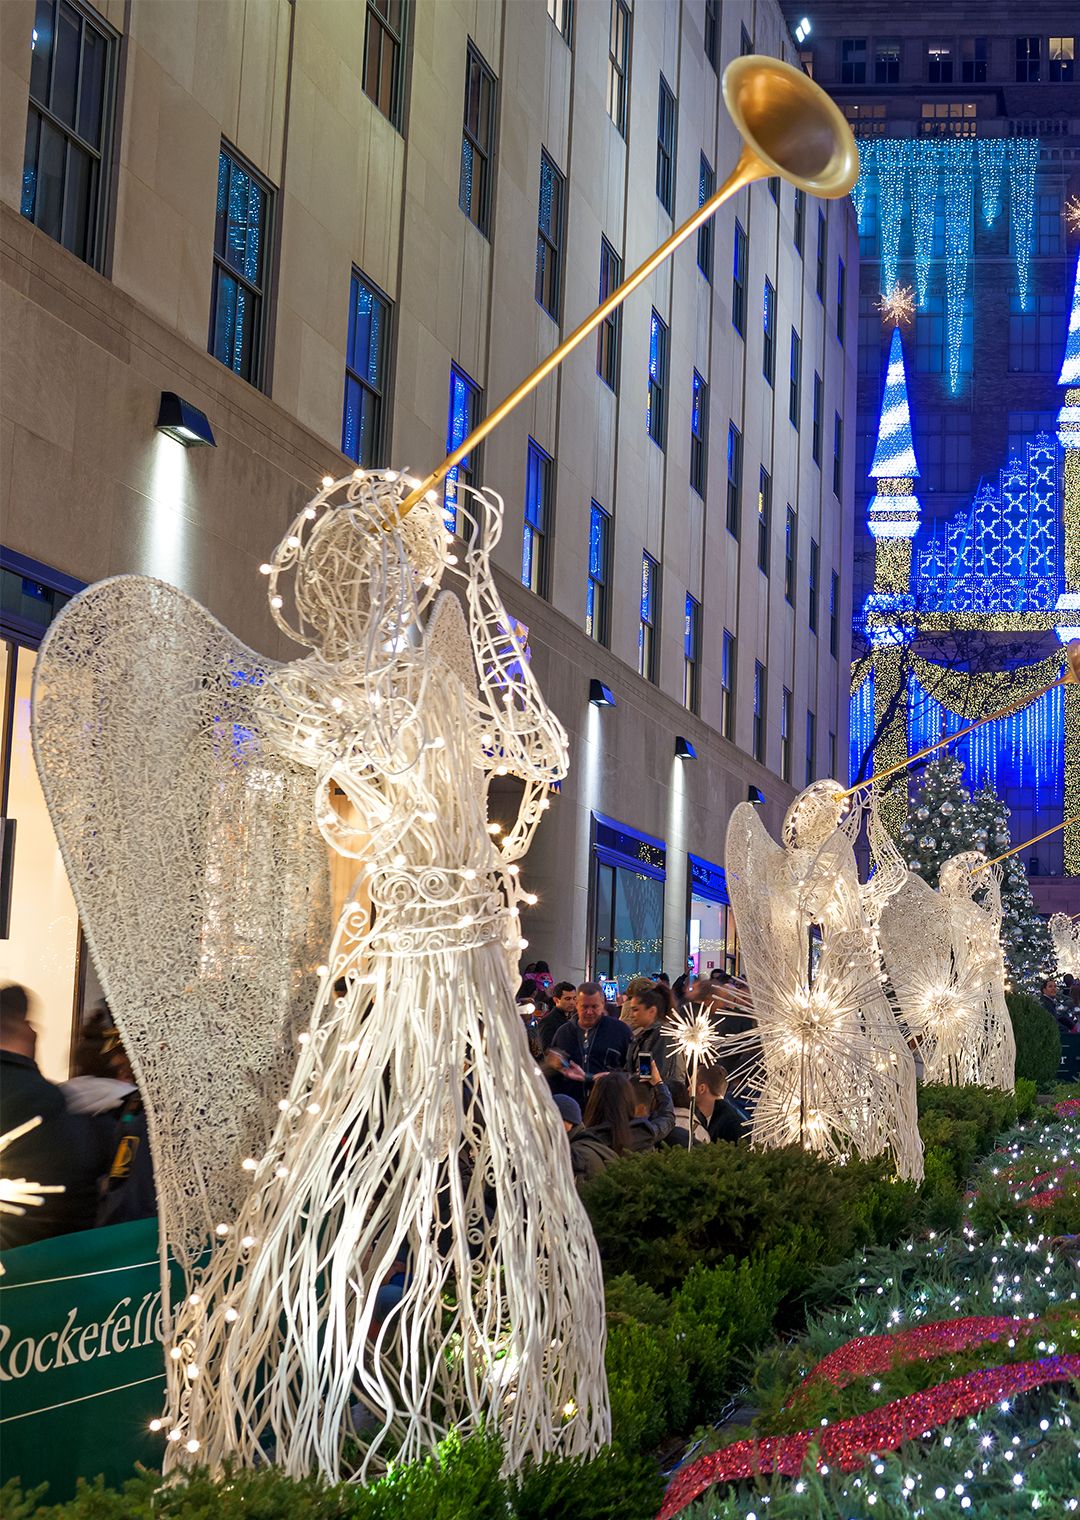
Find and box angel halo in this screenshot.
[32,468,610,1481]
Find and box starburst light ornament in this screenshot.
[665,1004,724,1148]
[0,1116,61,1216]
[1066,194,1080,236]
[876,284,916,327]
[723,780,923,1181]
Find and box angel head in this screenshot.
[266,471,449,662]
[939,852,986,899]
[782,779,849,851]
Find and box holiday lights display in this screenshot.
[666,1003,724,1148]
[976,139,1008,228]
[944,140,975,393]
[723,782,923,1183]
[1008,138,1040,313]
[910,143,938,308]
[154,474,607,1479]
[0,1116,62,1246]
[1050,912,1080,977]
[785,1316,1028,1403]
[875,284,915,328]
[879,854,1015,1091]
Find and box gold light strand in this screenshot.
[873,538,913,596]
[1066,195,1080,235]
[1066,686,1080,874]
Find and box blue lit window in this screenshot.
[805,709,816,787]
[690,370,708,494]
[444,362,482,532]
[342,270,391,468]
[597,237,622,389]
[721,630,735,738]
[763,278,776,385]
[698,154,715,280]
[781,687,792,782]
[732,220,748,334]
[726,421,742,537]
[460,42,496,235]
[789,327,802,427]
[21,0,117,271]
[757,466,771,574]
[587,500,611,643]
[536,150,565,318]
[656,75,676,214]
[523,439,552,594]
[684,593,701,711]
[210,145,273,387]
[639,551,659,681]
[647,310,669,448]
[1009,291,1069,373]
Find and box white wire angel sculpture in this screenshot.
[723,781,923,1182]
[158,472,609,1479]
[1050,912,1080,979]
[879,852,1015,1091]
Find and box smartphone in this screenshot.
[638,1055,652,1079]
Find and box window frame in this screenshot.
[546,0,573,45]
[647,308,669,449]
[784,505,797,604]
[656,74,677,215]
[535,148,566,320]
[789,326,801,428]
[836,258,846,343]
[793,187,805,255]
[606,0,631,136]
[587,499,612,645]
[926,42,953,84]
[875,38,900,84]
[597,236,622,390]
[815,209,826,300]
[763,277,776,386]
[690,370,709,495]
[1015,34,1041,83]
[841,37,867,84]
[752,660,767,764]
[683,593,701,712]
[1050,36,1075,82]
[639,551,660,683]
[21,0,120,273]
[812,371,823,466]
[342,268,393,471]
[732,218,748,335]
[961,36,988,83]
[805,709,816,787]
[459,41,497,237]
[757,465,772,575]
[697,153,715,280]
[832,412,842,499]
[829,570,839,657]
[726,422,742,539]
[362,0,408,130]
[721,630,736,740]
[209,141,275,391]
[523,437,553,596]
[780,686,793,783]
[809,538,820,633]
[704,0,719,72]
[443,360,483,532]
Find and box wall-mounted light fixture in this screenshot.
[794,16,812,44]
[674,736,696,759]
[747,785,766,806]
[155,391,216,447]
[589,679,616,707]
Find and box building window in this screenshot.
[444,362,482,531]
[789,327,801,427]
[690,370,708,495]
[647,310,669,448]
[829,571,839,657]
[523,439,552,594]
[721,631,735,739]
[1050,36,1075,81]
[919,101,977,137]
[815,210,826,299]
[927,43,953,83]
[780,688,793,782]
[535,150,565,319]
[726,422,742,538]
[753,662,766,763]
[592,823,666,991]
[547,0,572,44]
[698,154,715,280]
[1009,292,1069,374]
[1038,192,1063,254]
[597,237,622,389]
[704,0,719,71]
[1007,410,1060,461]
[841,38,867,84]
[793,188,805,255]
[210,145,273,388]
[844,102,887,136]
[757,466,771,575]
[915,289,946,373]
[732,219,748,335]
[784,506,797,604]
[828,730,837,779]
[836,259,846,343]
[762,278,776,386]
[740,24,753,56]
[875,39,900,84]
[342,271,391,469]
[832,414,842,498]
[1016,35,1041,83]
[913,410,972,493]
[812,372,823,466]
[809,538,820,633]
[460,43,496,235]
[656,75,677,215]
[607,0,630,135]
[684,594,701,711]
[639,552,659,682]
[21,0,117,271]
[805,710,816,787]
[362,0,407,127]
[768,175,780,203]
[961,37,987,83]
[587,500,611,644]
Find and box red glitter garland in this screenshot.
[656,1355,1080,1520]
[784,1315,1027,1405]
[1053,1099,1080,1118]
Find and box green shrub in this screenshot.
[580,1143,914,1294]
[605,1273,671,1327]
[916,1083,1019,1185]
[1007,990,1062,1088]
[605,1317,689,1450]
[511,1446,663,1520]
[669,1250,793,1419]
[1014,1076,1038,1119]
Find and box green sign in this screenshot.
[0,1219,175,1500]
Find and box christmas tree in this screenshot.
[900,755,1053,993]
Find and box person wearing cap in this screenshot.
[551,1091,618,1184]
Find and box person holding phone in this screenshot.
[545,982,631,1107]
[577,1060,675,1159]
[622,984,687,1088]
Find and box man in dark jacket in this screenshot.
[0,984,107,1249]
[547,982,630,1107]
[694,1064,749,1144]
[537,982,577,1049]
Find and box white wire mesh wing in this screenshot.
[31,576,331,1264]
[1050,913,1080,978]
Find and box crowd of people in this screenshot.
[1041,974,1080,1034]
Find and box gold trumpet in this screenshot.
[396,56,859,520]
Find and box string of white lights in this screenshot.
[944,139,975,394]
[1008,138,1040,313]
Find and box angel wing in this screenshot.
[32,577,330,1264]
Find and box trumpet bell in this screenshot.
[723,55,859,199]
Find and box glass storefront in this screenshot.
[687,852,737,978]
[591,813,666,989]
[1,552,86,1080]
